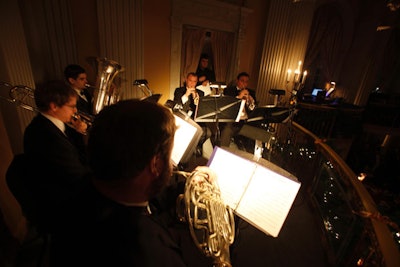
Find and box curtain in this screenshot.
[381,28,400,93]
[180,27,207,86]
[181,27,234,86]
[210,31,234,83]
[303,4,343,89]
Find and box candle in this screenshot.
[301,71,307,84]
[286,69,292,82]
[294,69,300,82]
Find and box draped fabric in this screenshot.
[180,27,207,85]
[210,31,234,83]
[381,28,400,93]
[180,27,234,86]
[303,4,344,89]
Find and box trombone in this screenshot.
[0,81,94,128]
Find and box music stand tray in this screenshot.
[247,106,290,124]
[141,94,162,103]
[194,95,243,122]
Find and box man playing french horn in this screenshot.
[50,99,225,267]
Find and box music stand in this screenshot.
[243,106,291,158]
[194,95,243,146]
[247,106,290,124]
[141,94,162,103]
[194,95,243,123]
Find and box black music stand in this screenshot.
[247,106,291,124]
[194,95,243,146]
[141,94,162,103]
[194,95,243,123]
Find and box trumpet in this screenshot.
[175,170,235,267]
[71,111,95,127]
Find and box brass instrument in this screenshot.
[71,112,94,127]
[176,170,235,267]
[0,82,94,127]
[92,58,124,115]
[0,82,36,111]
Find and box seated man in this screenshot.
[220,72,256,149]
[174,72,204,118]
[64,64,93,115]
[174,72,210,156]
[51,100,215,266]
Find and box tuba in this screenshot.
[92,58,124,115]
[176,170,235,267]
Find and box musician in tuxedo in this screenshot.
[224,72,256,105]
[51,100,192,267]
[22,80,90,232]
[173,72,204,119]
[174,73,210,156]
[64,64,93,149]
[220,72,257,148]
[64,64,93,115]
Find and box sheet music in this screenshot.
[235,165,301,237]
[208,147,257,207]
[235,100,247,122]
[208,147,301,237]
[171,115,198,166]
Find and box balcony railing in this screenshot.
[262,120,400,267]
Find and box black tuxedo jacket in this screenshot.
[77,88,93,115]
[23,113,90,231]
[173,86,205,117]
[52,182,187,267]
[224,86,257,103]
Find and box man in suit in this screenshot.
[23,80,90,232]
[220,72,257,148]
[224,72,256,106]
[51,100,201,266]
[173,72,204,118]
[64,64,93,115]
[174,73,210,156]
[64,64,93,148]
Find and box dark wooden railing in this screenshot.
[266,120,400,267]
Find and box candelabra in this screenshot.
[285,61,307,106]
[284,61,307,148]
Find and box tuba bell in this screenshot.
[176,170,235,267]
[92,57,124,115]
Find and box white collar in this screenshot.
[41,112,66,134]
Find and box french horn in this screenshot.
[176,170,235,267]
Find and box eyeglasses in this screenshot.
[64,104,77,110]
